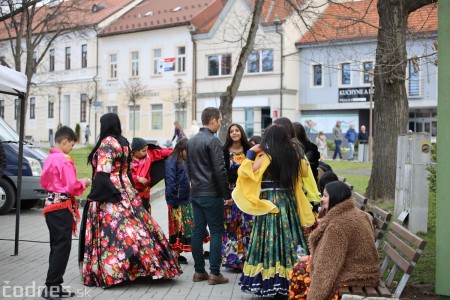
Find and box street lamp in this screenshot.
[176,78,183,127]
[368,70,374,162]
[274,14,283,118]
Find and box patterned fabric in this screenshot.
[81,136,182,287]
[222,151,253,270]
[168,203,194,252]
[239,188,310,297]
[289,258,339,300]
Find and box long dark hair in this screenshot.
[273,117,295,139]
[261,124,299,188]
[325,181,352,211]
[223,123,251,150]
[87,113,130,187]
[293,122,308,144]
[171,138,188,163]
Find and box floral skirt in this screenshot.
[239,189,311,297]
[222,202,253,269]
[80,197,182,287]
[168,203,194,253]
[289,258,339,300]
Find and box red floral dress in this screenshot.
[80,136,182,287]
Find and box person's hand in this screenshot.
[224,198,234,206]
[250,144,261,153]
[138,177,148,185]
[83,178,91,187]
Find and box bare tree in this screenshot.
[218,0,266,142]
[366,0,437,200]
[0,0,94,130]
[124,78,145,138]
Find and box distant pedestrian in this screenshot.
[316,131,327,160]
[358,125,368,144]
[187,107,232,285]
[345,124,357,161]
[172,121,186,144]
[40,126,91,299]
[332,121,343,160]
[84,125,91,145]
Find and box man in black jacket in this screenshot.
[187,107,231,285]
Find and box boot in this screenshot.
[41,286,61,300]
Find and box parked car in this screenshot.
[0,117,47,214]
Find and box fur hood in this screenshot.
[307,199,381,300]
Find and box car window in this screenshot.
[0,117,20,142]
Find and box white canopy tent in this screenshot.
[0,64,28,255]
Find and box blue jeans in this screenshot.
[191,196,224,276]
[333,140,342,159]
[348,142,355,160]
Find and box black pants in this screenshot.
[45,209,73,287]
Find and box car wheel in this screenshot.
[0,179,16,215]
[19,199,39,210]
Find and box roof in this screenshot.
[248,0,304,25]
[297,0,437,46]
[99,0,225,37]
[0,0,134,40]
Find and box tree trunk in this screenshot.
[366,0,436,200]
[218,0,265,142]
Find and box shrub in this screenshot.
[426,143,436,194]
[75,123,81,142]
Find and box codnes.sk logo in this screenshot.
[2,281,91,298]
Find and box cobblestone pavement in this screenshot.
[0,188,265,300]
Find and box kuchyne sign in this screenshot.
[338,87,373,103]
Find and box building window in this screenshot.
[408,58,420,96]
[80,94,87,122]
[151,104,163,130]
[129,105,140,131]
[107,105,118,114]
[14,99,20,120]
[245,108,254,138]
[313,64,322,86]
[363,62,374,84]
[247,49,273,74]
[48,97,54,118]
[65,47,71,70]
[131,51,139,77]
[109,54,117,79]
[177,46,186,73]
[208,54,232,77]
[81,44,87,68]
[341,62,351,85]
[0,100,4,118]
[49,49,55,71]
[153,49,162,75]
[29,97,35,119]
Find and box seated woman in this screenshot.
[289,181,380,300]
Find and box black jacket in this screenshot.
[165,156,190,205]
[187,127,231,199]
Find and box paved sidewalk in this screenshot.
[0,189,262,300]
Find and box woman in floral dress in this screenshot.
[233,124,316,297]
[222,124,252,271]
[79,113,181,287]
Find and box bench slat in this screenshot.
[338,286,351,296]
[364,286,379,296]
[390,222,426,249]
[376,282,392,297]
[351,286,365,295]
[383,242,413,274]
[386,231,420,262]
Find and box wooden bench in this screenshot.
[371,205,392,249]
[353,191,368,211]
[339,221,426,299]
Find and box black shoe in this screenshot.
[203,251,210,259]
[41,286,62,300]
[178,255,188,264]
[59,285,75,297]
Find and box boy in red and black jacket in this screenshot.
[131,137,172,213]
